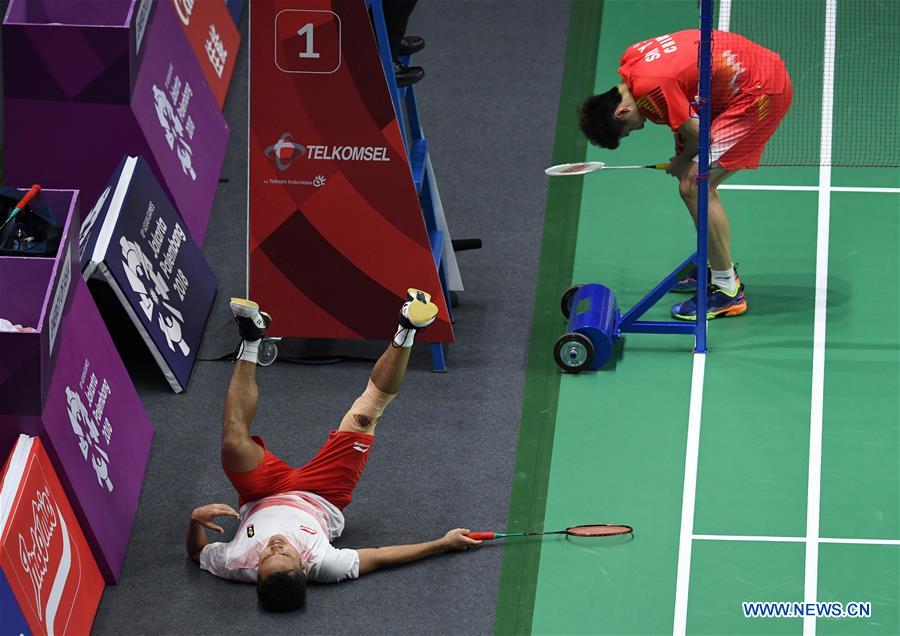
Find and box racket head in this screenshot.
[564,524,633,537]
[544,161,606,176]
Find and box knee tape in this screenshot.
[341,379,396,428]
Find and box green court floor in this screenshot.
[496,1,900,634]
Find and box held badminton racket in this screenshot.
[0,184,41,231]
[465,524,633,541]
[544,162,668,176]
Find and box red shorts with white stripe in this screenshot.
[225,431,374,509]
[708,76,793,170]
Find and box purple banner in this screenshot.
[39,278,154,582]
[2,0,155,104]
[3,0,229,244]
[0,190,79,419]
[0,189,154,583]
[130,1,229,243]
[81,156,218,393]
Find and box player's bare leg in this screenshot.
[679,167,735,271]
[672,169,748,320]
[339,289,438,435]
[221,299,271,472]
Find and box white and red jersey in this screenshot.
[619,30,789,131]
[199,491,359,583]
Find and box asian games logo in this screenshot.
[65,364,115,493]
[120,236,191,356]
[264,132,307,172]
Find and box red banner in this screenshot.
[170,0,241,108]
[0,436,104,635]
[248,0,452,342]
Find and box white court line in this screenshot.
[694,534,900,546]
[832,186,900,193]
[819,538,900,546]
[720,184,900,194]
[804,2,837,635]
[672,353,706,636]
[721,185,818,191]
[717,0,732,31]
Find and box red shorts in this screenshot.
[709,77,793,170]
[225,431,374,509]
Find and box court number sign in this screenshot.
[275,10,341,74]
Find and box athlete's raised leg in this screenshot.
[221,299,271,472]
[339,289,438,435]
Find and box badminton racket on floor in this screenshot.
[0,184,41,231]
[465,524,633,541]
[545,162,668,176]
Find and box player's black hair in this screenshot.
[257,568,307,613]
[578,86,626,149]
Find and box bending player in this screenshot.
[578,30,792,320]
[186,291,481,611]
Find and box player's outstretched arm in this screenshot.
[357,528,482,576]
[186,503,241,562]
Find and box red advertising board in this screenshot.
[0,436,105,636]
[248,0,452,342]
[170,0,241,108]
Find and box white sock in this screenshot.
[711,266,738,295]
[393,325,416,348]
[238,339,260,364]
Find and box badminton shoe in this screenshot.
[672,266,742,293]
[230,298,271,341]
[672,269,702,293]
[671,283,747,321]
[399,289,438,329]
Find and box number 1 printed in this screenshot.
[297,23,320,59]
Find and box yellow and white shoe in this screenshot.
[400,289,438,328]
[406,288,432,305]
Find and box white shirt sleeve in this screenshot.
[199,542,257,583]
[308,547,359,583]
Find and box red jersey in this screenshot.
[618,30,788,132]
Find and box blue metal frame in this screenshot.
[695,0,713,352]
[366,0,409,153]
[605,0,712,350]
[366,0,450,371]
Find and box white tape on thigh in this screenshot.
[340,379,396,428]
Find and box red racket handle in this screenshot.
[16,184,41,209]
[465,532,495,541]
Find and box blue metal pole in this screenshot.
[695,0,713,353]
[366,0,410,154]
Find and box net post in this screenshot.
[695,0,714,353]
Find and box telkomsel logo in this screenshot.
[264,133,307,172]
[264,132,391,173]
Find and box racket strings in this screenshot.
[565,524,633,537]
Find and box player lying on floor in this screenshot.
[579,30,792,320]
[186,291,481,612]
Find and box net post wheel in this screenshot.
[556,283,618,372]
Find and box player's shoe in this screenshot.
[671,283,747,321]
[230,298,271,341]
[672,266,742,293]
[406,288,432,304]
[399,289,438,329]
[672,270,702,293]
